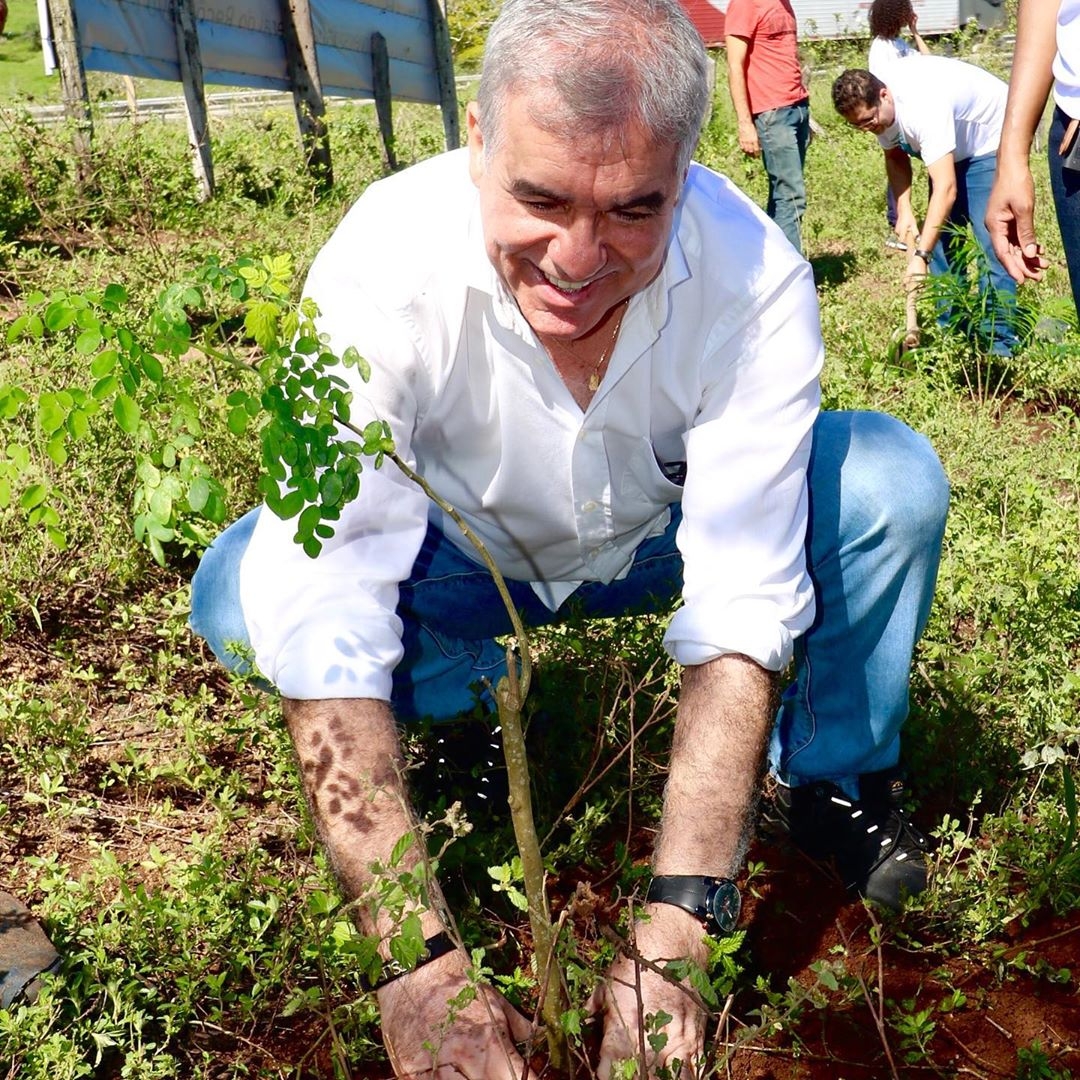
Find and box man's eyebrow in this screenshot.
[508,179,669,212]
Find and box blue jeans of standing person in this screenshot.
[190,411,949,800]
[1049,106,1080,319]
[754,99,810,255]
[928,153,1018,355]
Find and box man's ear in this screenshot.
[466,102,485,184]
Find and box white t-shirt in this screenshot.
[1054,0,1080,119]
[877,54,1006,164]
[868,35,916,80]
[238,149,823,701]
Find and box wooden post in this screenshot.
[171,0,214,201]
[45,0,92,181]
[370,32,397,171]
[279,0,333,191]
[425,0,459,150]
[122,74,139,119]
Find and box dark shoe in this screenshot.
[0,892,61,1008]
[773,769,929,910]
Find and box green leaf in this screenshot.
[91,375,119,400]
[342,345,370,381]
[187,477,210,513]
[37,394,67,435]
[75,329,103,355]
[5,315,29,343]
[103,283,127,305]
[43,301,77,333]
[276,490,306,519]
[113,394,141,434]
[146,518,174,541]
[91,349,119,378]
[387,913,426,972]
[137,459,162,486]
[0,388,28,420]
[19,484,48,511]
[389,832,416,868]
[319,470,343,508]
[245,301,279,349]
[227,406,250,435]
[0,478,9,508]
[149,487,173,522]
[142,353,164,383]
[46,526,68,550]
[46,434,68,467]
[67,408,90,440]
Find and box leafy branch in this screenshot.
[4,252,570,1064]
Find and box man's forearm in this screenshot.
[284,697,448,941]
[998,0,1058,167]
[653,655,777,878]
[918,157,959,255]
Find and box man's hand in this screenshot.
[379,948,538,1079]
[894,213,919,249]
[985,162,1049,283]
[903,253,929,288]
[737,119,761,157]
[595,905,711,1079]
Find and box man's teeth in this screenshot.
[545,272,590,291]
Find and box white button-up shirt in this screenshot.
[239,149,822,701]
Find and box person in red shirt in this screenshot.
[725,0,810,252]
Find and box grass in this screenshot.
[2,17,1080,1080]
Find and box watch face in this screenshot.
[707,880,742,935]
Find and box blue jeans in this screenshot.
[754,100,810,255]
[190,411,949,798]
[1049,106,1080,319]
[928,153,1018,354]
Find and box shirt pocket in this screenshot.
[614,434,688,507]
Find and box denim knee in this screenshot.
[843,413,949,547]
[189,508,259,675]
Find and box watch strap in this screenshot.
[914,247,932,263]
[364,931,456,992]
[645,874,740,934]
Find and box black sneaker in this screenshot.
[773,769,930,910]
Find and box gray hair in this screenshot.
[476,0,710,177]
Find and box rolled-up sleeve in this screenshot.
[238,236,433,700]
[664,259,821,671]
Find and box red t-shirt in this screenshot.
[725,0,806,116]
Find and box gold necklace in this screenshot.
[587,300,629,392]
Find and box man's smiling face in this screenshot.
[467,93,683,345]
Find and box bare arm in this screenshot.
[726,36,761,156]
[885,147,919,245]
[597,655,776,1079]
[903,152,958,284]
[908,12,931,54]
[986,0,1058,281]
[284,698,535,1079]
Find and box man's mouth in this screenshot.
[541,269,601,293]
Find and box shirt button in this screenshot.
[582,500,597,512]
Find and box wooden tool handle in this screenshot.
[903,282,920,349]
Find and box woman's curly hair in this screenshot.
[868,0,915,40]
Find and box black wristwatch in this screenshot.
[646,875,742,936]
[913,247,933,263]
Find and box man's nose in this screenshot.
[549,214,605,281]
